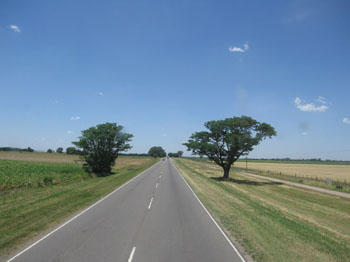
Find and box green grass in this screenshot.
[174,158,350,262]
[0,157,157,258]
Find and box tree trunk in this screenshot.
[223,165,231,179]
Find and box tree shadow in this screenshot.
[210,177,283,186]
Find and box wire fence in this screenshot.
[235,167,348,188]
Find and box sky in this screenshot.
[0,0,349,160]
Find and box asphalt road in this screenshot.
[7,159,245,262]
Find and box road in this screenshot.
[7,159,245,262]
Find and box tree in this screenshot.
[56,147,64,153]
[47,149,54,153]
[66,147,76,155]
[183,116,276,179]
[27,147,34,152]
[148,146,166,158]
[177,151,183,157]
[73,122,133,175]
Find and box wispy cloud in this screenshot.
[301,132,308,136]
[70,116,80,121]
[162,134,167,137]
[98,92,104,96]
[294,97,328,112]
[229,43,249,53]
[9,25,21,33]
[343,118,350,124]
[66,130,73,134]
[316,96,326,104]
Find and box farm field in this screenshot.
[0,154,157,258]
[234,161,350,181]
[174,158,350,262]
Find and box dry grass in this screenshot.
[175,158,350,262]
[0,152,79,162]
[234,162,350,181]
[0,152,153,168]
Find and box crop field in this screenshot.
[174,158,350,262]
[234,161,350,181]
[0,155,157,258]
[0,151,80,162]
[0,160,88,190]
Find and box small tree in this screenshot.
[56,147,64,154]
[183,116,276,179]
[73,123,133,175]
[148,146,166,158]
[47,149,54,153]
[27,147,34,152]
[177,151,183,157]
[66,147,76,155]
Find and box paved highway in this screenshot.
[7,159,245,262]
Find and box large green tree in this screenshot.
[183,116,276,179]
[148,146,166,158]
[73,123,133,175]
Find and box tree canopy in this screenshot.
[183,116,276,179]
[148,146,166,158]
[73,123,133,175]
[56,147,63,153]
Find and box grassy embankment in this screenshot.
[0,155,157,257]
[174,158,350,262]
[189,158,350,193]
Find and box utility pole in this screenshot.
[246,155,248,170]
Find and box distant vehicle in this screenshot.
[163,158,165,161]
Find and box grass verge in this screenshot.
[235,167,350,194]
[0,157,157,258]
[174,158,350,262]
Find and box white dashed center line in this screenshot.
[148,197,154,210]
[156,183,159,188]
[128,246,136,262]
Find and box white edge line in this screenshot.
[148,197,154,210]
[156,183,159,188]
[5,162,160,262]
[128,246,136,262]
[172,160,247,262]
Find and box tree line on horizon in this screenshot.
[2,116,277,179]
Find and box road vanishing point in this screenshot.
[7,159,245,262]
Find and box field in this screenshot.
[234,161,350,181]
[174,158,350,262]
[0,154,157,258]
[0,151,80,162]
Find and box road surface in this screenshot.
[7,159,245,262]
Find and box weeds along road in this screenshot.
[6,159,245,262]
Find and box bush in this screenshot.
[56,147,64,154]
[66,147,76,155]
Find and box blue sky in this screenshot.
[1,0,349,160]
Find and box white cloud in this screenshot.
[316,96,326,104]
[343,118,350,124]
[66,130,73,134]
[98,92,104,96]
[294,96,328,112]
[301,132,308,136]
[162,134,167,137]
[9,25,21,33]
[229,43,249,53]
[70,116,80,120]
